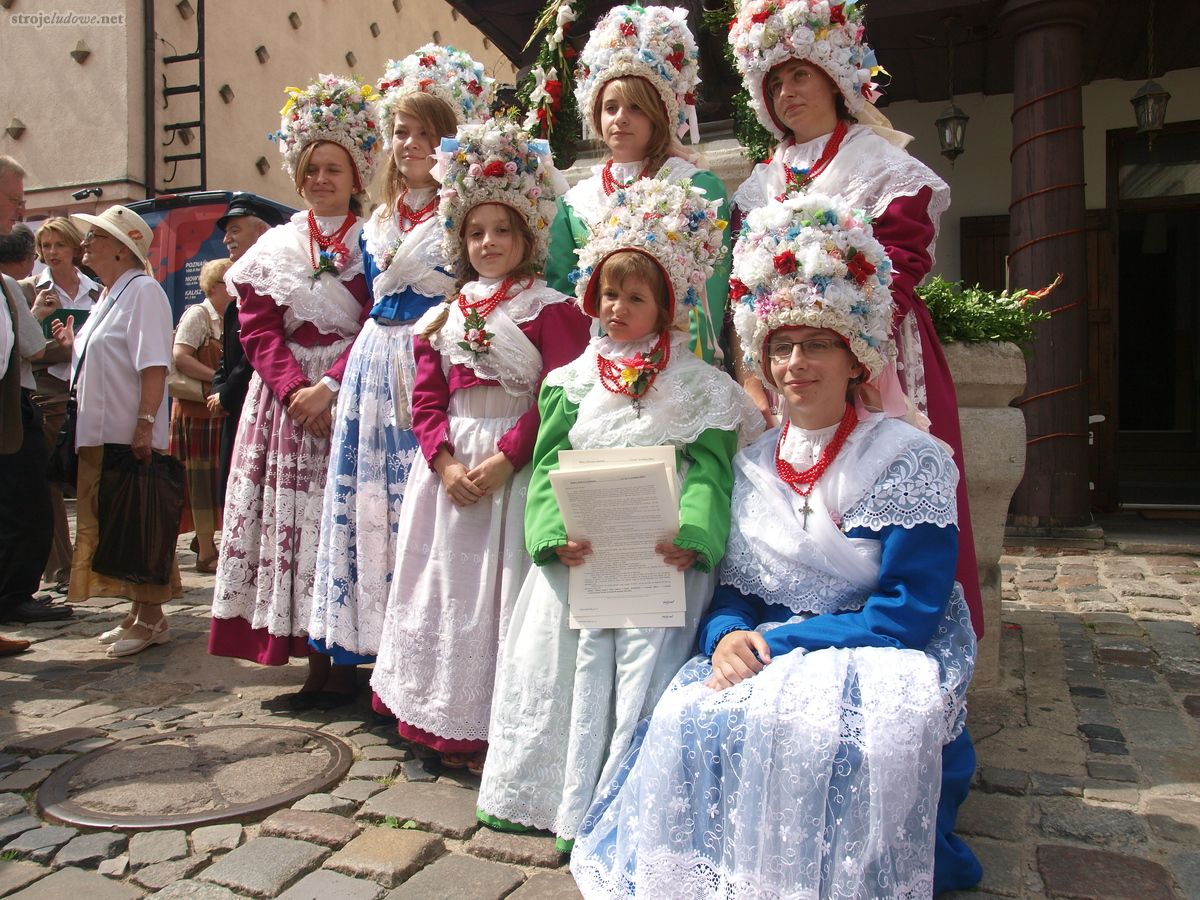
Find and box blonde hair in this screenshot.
[198,257,233,297]
[294,141,366,217]
[380,92,458,215]
[595,250,671,332]
[593,77,696,173]
[34,217,85,265]
[420,203,538,341]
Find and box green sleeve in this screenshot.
[524,382,580,565]
[544,198,588,296]
[688,170,732,365]
[673,427,739,573]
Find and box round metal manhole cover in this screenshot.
[37,724,353,831]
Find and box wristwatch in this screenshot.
[136,413,156,424]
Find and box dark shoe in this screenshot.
[313,690,357,711]
[0,636,31,656]
[4,598,74,623]
[285,690,323,711]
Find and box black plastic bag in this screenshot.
[92,444,185,585]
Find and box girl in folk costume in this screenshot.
[370,121,591,770]
[726,0,985,638]
[210,75,379,704]
[543,5,731,364]
[478,179,762,851]
[307,47,494,702]
[571,194,982,899]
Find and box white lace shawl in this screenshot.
[361,193,455,302]
[563,156,702,227]
[720,414,959,615]
[227,212,365,338]
[732,125,951,268]
[546,332,764,450]
[415,278,570,398]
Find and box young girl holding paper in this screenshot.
[368,120,590,773]
[477,179,761,850]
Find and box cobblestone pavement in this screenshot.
[0,540,1195,898]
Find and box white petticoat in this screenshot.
[369,386,534,741]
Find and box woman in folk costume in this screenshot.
[543,4,731,363]
[306,47,494,705]
[478,179,761,850]
[210,75,379,704]
[369,121,591,771]
[571,194,982,898]
[727,0,983,638]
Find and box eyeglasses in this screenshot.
[765,337,845,363]
[82,230,111,242]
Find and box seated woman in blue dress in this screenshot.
[571,193,982,899]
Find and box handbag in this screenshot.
[167,315,223,403]
[46,275,147,485]
[92,444,185,585]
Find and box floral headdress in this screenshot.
[729,0,886,139]
[575,5,701,144]
[731,192,893,381]
[274,74,381,186]
[377,45,495,143]
[575,178,727,331]
[433,120,566,268]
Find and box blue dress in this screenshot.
[309,206,452,664]
[571,414,982,898]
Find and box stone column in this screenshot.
[1002,0,1096,528]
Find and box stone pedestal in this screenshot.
[944,341,1028,690]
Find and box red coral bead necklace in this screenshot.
[775,402,857,528]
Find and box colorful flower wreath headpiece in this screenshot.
[377,44,495,143]
[433,120,567,269]
[575,178,727,330]
[729,0,886,139]
[731,192,894,381]
[575,4,701,144]
[274,74,382,186]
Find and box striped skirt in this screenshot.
[169,400,225,537]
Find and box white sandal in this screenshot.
[98,624,136,645]
[107,620,171,657]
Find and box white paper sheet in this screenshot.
[548,449,684,628]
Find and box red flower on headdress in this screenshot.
[684,92,696,105]
[773,250,797,275]
[665,49,684,71]
[619,21,637,36]
[323,98,333,106]
[419,55,436,67]
[419,78,433,91]
[482,160,506,177]
[829,4,846,25]
[750,6,774,25]
[729,279,750,301]
[846,252,876,285]
[467,80,483,96]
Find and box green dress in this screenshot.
[477,333,762,842]
[545,159,732,365]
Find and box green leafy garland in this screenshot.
[516,0,591,167]
[701,0,774,164]
[917,275,1056,347]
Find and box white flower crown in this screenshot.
[729,0,884,139]
[575,5,701,143]
[434,120,566,269]
[574,178,727,330]
[377,44,494,144]
[273,74,382,185]
[730,192,894,380]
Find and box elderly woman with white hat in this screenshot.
[50,204,180,657]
